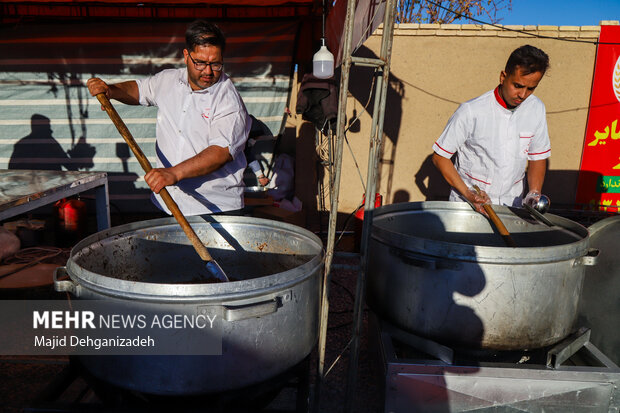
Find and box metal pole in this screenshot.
[344,1,397,411]
[314,0,357,411]
[350,56,387,67]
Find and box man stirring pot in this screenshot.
[87,20,250,217]
[432,45,551,214]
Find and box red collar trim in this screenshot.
[494,86,509,109]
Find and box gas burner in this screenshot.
[370,314,620,412]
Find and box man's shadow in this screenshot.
[9,114,95,171]
[414,154,452,201]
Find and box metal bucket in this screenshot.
[367,201,598,350]
[54,216,323,395]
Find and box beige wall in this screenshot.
[293,23,605,224]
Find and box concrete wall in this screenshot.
[293,23,608,225]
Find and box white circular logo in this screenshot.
[614,56,620,103]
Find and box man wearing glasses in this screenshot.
[87,20,250,216]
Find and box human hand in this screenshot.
[467,186,491,216]
[86,78,109,110]
[144,168,179,194]
[257,175,270,187]
[523,190,541,208]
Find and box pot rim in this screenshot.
[370,201,590,264]
[65,216,324,302]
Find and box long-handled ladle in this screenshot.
[96,93,229,282]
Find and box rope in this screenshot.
[0,247,69,280]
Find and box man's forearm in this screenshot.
[172,145,232,181]
[432,153,469,197]
[144,145,232,194]
[527,159,547,193]
[108,81,140,105]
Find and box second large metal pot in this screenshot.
[367,201,598,350]
[54,216,323,395]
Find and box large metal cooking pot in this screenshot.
[54,216,323,395]
[367,201,598,351]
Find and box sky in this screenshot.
[458,0,620,27]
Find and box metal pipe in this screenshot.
[351,56,386,66]
[345,1,398,411]
[313,0,357,411]
[351,61,386,68]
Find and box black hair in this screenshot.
[185,20,226,54]
[505,45,549,75]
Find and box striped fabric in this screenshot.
[0,20,298,212]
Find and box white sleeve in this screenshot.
[433,104,470,159]
[135,72,166,107]
[527,103,551,160]
[209,89,249,160]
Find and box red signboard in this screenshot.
[576,25,620,213]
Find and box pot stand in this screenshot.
[369,313,620,413]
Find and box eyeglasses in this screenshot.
[188,53,223,72]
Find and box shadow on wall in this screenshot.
[547,169,603,210]
[348,45,405,204]
[413,154,452,202]
[8,114,95,171]
[110,142,153,214]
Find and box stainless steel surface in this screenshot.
[577,215,620,366]
[0,169,110,230]
[367,201,597,350]
[371,314,620,413]
[380,318,454,364]
[524,202,555,226]
[57,215,324,395]
[534,194,551,213]
[524,203,584,242]
[547,327,592,368]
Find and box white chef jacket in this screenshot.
[433,87,551,206]
[136,69,250,215]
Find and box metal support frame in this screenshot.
[313,0,397,411]
[370,313,620,413]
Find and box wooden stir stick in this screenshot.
[96,93,230,281]
[472,185,517,248]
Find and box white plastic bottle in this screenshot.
[313,39,334,79]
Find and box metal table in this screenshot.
[0,170,110,231]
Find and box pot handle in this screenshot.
[390,248,461,271]
[53,266,79,295]
[574,248,599,267]
[222,298,280,322]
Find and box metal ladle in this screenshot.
[533,194,550,214]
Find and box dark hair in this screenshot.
[505,45,549,75]
[185,20,226,53]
